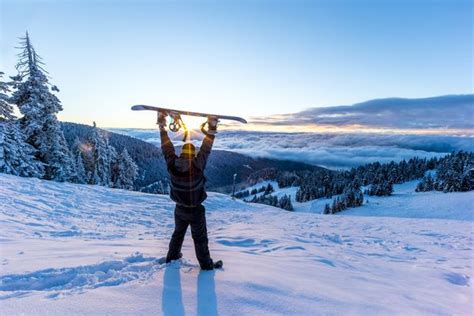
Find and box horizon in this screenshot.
[1,0,472,129]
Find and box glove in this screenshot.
[207,116,219,135]
[158,112,167,130]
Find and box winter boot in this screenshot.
[166,252,183,263]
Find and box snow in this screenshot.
[242,180,474,220]
[0,173,473,315]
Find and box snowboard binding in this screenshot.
[167,112,187,133]
[156,111,190,141]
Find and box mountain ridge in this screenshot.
[61,122,324,191]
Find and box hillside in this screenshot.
[62,122,323,191]
[0,174,472,315]
[238,180,474,220]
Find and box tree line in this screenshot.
[416,151,473,193]
[242,151,472,214]
[235,183,294,211]
[295,156,436,203]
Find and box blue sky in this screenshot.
[1,0,472,128]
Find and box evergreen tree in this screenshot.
[115,148,138,190]
[70,137,89,184]
[74,151,87,184]
[418,152,474,193]
[109,144,119,187]
[10,32,75,181]
[278,194,294,211]
[323,203,331,214]
[416,174,435,192]
[0,72,14,120]
[264,183,274,195]
[368,180,393,196]
[0,71,42,177]
[0,121,43,177]
[89,122,111,186]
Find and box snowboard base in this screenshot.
[131,105,247,124]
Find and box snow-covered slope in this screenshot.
[240,180,474,220]
[0,174,472,315]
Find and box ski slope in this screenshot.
[0,174,472,315]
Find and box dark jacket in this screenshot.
[160,130,214,207]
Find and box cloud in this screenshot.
[250,95,474,131]
[109,95,473,169]
[212,131,473,168]
[111,128,473,169]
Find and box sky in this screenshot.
[0,0,472,129]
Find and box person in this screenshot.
[159,113,222,270]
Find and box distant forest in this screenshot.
[236,151,473,213]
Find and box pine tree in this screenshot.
[278,194,294,211]
[0,71,42,177]
[331,198,337,213]
[0,121,43,177]
[323,203,331,214]
[264,183,274,195]
[89,122,111,186]
[74,151,87,184]
[109,144,119,187]
[10,32,75,181]
[70,137,87,184]
[0,72,14,121]
[115,148,138,190]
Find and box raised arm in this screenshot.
[195,117,218,171]
[195,134,215,170]
[158,112,176,168]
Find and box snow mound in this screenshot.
[0,253,167,294]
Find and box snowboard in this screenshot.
[131,105,247,124]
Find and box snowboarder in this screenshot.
[159,112,223,270]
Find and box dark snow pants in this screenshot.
[166,204,213,269]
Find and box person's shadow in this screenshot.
[162,266,185,316]
[162,266,218,316]
[197,270,217,316]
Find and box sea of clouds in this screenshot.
[109,129,472,169]
[111,95,473,169]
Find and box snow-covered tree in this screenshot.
[89,122,111,186]
[0,72,14,121]
[323,203,331,215]
[367,180,393,196]
[0,70,43,177]
[109,142,119,186]
[264,183,274,195]
[434,151,473,192]
[0,121,43,177]
[416,174,435,192]
[114,148,138,190]
[278,194,294,211]
[75,151,87,184]
[10,32,75,181]
[70,137,86,183]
